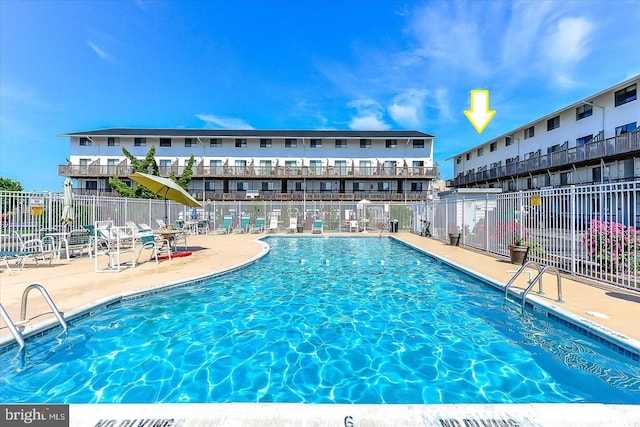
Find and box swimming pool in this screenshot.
[1,237,639,404]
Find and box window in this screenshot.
[160,138,171,147]
[576,135,593,146]
[466,153,471,161]
[524,126,535,139]
[294,182,304,191]
[134,137,146,147]
[547,144,560,155]
[236,182,249,191]
[310,139,321,148]
[85,180,97,190]
[205,181,215,191]
[285,160,297,173]
[592,166,602,183]
[576,104,593,120]
[547,116,560,131]
[410,182,423,191]
[359,160,371,175]
[235,160,247,172]
[335,160,347,174]
[335,139,347,148]
[107,159,118,173]
[616,122,637,135]
[79,137,92,146]
[260,138,272,148]
[159,159,171,175]
[385,139,397,148]
[107,137,119,146]
[310,160,322,175]
[360,139,371,148]
[560,172,570,186]
[456,157,461,164]
[412,139,425,148]
[285,138,297,148]
[235,138,247,148]
[320,181,332,191]
[383,160,396,175]
[378,182,390,191]
[185,138,196,147]
[209,160,222,174]
[505,136,513,146]
[353,182,365,191]
[262,182,274,191]
[477,147,484,157]
[210,138,222,147]
[615,84,636,107]
[490,142,497,152]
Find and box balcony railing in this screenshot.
[59,164,438,180]
[447,130,640,187]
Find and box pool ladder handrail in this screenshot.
[20,283,68,333]
[0,303,25,349]
[504,261,564,313]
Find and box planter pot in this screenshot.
[449,233,460,246]
[509,244,529,265]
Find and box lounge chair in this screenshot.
[215,216,233,234]
[233,216,250,233]
[312,219,323,234]
[2,232,55,270]
[249,217,265,233]
[155,219,168,230]
[286,216,298,233]
[266,213,279,233]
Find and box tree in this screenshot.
[109,145,196,199]
[0,177,23,192]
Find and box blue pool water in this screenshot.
[1,237,639,404]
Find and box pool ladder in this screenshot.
[504,261,564,313]
[0,283,67,349]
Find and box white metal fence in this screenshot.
[4,181,639,290]
[0,191,416,251]
[421,181,640,290]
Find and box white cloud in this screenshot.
[88,41,114,62]
[388,89,427,128]
[196,114,254,129]
[347,99,390,130]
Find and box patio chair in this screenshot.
[197,219,210,234]
[249,217,265,233]
[266,213,279,233]
[312,219,323,234]
[155,219,168,230]
[233,216,250,233]
[286,216,298,233]
[215,216,233,234]
[135,232,171,264]
[3,232,56,270]
[66,229,94,258]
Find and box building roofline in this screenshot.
[60,128,436,139]
[451,74,639,158]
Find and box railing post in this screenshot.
[570,185,576,275]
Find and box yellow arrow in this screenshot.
[464,89,496,133]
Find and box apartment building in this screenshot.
[59,129,437,201]
[449,75,639,191]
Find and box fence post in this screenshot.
[570,185,576,275]
[485,194,489,251]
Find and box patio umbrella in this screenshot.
[61,177,74,227]
[129,172,202,224]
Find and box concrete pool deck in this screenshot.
[1,232,640,426]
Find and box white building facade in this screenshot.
[449,75,639,191]
[59,129,437,201]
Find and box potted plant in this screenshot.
[508,230,529,265]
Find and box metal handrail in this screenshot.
[521,266,564,313]
[504,261,544,298]
[0,303,25,349]
[20,284,68,332]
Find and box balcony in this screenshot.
[59,164,439,180]
[447,130,639,187]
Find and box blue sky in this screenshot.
[1,0,639,191]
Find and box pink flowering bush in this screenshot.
[583,220,640,272]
